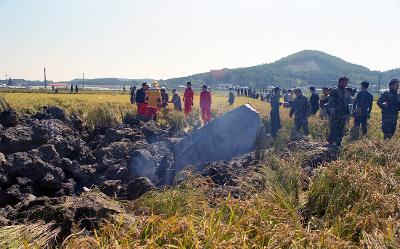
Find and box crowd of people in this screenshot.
[129,77,400,146]
[130,81,213,123]
[267,77,400,146]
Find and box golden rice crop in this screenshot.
[1,89,398,248]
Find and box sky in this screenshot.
[0,0,399,81]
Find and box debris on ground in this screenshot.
[174,104,264,172]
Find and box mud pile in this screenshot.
[0,105,267,232]
[0,106,176,213]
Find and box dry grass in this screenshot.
[1,90,399,248]
[0,221,60,248]
[74,138,398,248]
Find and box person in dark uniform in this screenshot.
[228,88,235,105]
[170,89,182,112]
[160,87,169,108]
[350,81,373,139]
[136,83,149,117]
[289,88,311,136]
[130,86,137,104]
[309,86,320,115]
[377,79,400,139]
[269,87,282,137]
[319,87,330,119]
[327,77,353,146]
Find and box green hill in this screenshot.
[161,50,398,89]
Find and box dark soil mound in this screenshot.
[0,107,172,212]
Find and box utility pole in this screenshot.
[44,67,47,90]
[82,73,85,90]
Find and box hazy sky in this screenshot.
[1,0,399,81]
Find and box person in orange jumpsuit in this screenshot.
[183,82,194,115]
[200,84,212,123]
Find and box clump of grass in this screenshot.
[70,189,353,248]
[84,103,119,129]
[340,137,400,166]
[128,173,211,217]
[0,95,11,111]
[263,151,302,205]
[255,126,268,161]
[304,139,400,246]
[158,108,186,132]
[0,221,60,248]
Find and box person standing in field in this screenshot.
[327,77,353,146]
[183,82,194,115]
[350,81,373,139]
[136,83,149,117]
[200,84,212,124]
[309,86,320,115]
[319,87,330,119]
[160,87,169,108]
[283,89,294,108]
[147,81,162,121]
[377,79,400,139]
[228,88,235,105]
[130,86,137,104]
[170,89,182,112]
[269,87,282,138]
[289,88,311,136]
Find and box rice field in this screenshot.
[0,89,399,248]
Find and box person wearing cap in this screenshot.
[200,84,212,123]
[283,89,294,108]
[309,86,320,115]
[183,82,194,115]
[228,88,235,105]
[269,87,282,137]
[160,87,169,108]
[170,89,182,112]
[350,81,373,139]
[135,83,149,117]
[327,77,353,146]
[319,87,330,119]
[289,88,311,137]
[377,79,400,139]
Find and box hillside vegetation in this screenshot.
[162,50,399,89]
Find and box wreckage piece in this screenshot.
[174,104,263,173]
